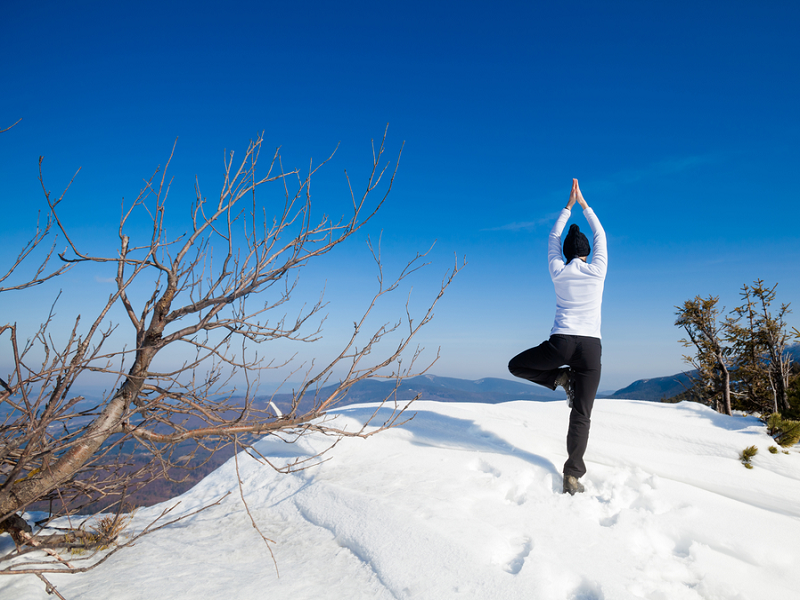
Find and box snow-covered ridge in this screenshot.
[4,399,799,599]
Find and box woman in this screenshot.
[508,179,608,495]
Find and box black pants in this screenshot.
[508,334,602,478]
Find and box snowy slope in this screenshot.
[3,400,800,600]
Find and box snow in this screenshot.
[3,399,800,600]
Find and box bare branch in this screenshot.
[0,118,22,134]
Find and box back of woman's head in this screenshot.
[563,224,591,262]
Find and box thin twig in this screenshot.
[234,436,278,576]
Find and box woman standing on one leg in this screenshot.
[508,179,608,495]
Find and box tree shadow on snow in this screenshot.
[336,405,560,477]
[671,401,765,433]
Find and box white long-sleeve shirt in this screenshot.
[548,207,608,339]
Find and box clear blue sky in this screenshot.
[2,0,799,391]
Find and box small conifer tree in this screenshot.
[727,285,773,413]
[740,445,758,468]
[766,413,800,448]
[727,281,793,414]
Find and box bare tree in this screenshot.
[0,126,462,583]
[675,296,733,415]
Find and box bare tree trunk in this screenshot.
[720,359,732,416]
[772,382,780,415]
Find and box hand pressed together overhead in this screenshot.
[566,178,588,211]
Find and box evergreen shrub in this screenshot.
[740,445,758,468]
[766,413,800,447]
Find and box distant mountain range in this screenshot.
[603,372,694,401]
[268,374,564,414]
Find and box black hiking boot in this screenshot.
[554,368,575,408]
[562,475,585,495]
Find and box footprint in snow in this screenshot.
[504,536,533,575]
[472,458,502,478]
